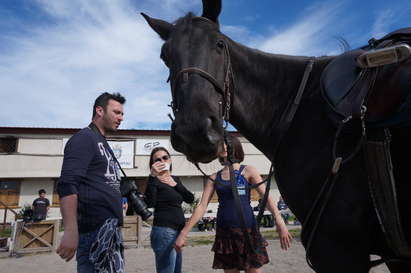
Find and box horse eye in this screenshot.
[217,40,225,49]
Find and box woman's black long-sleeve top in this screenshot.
[145,175,195,231]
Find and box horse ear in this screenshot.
[201,0,221,23]
[141,12,172,41]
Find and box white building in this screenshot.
[0,127,280,222]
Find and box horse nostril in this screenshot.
[172,116,220,154]
[205,117,220,146]
[205,117,213,129]
[207,133,220,146]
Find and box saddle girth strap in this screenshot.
[364,129,411,260]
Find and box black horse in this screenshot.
[142,0,411,272]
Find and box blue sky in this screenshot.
[0,0,410,129]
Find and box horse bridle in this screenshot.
[166,16,269,252]
[166,16,318,256]
[168,17,233,124]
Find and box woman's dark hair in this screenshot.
[218,135,244,163]
[92,92,126,118]
[149,147,172,171]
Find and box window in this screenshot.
[0,180,21,208]
[0,137,18,153]
[52,179,60,206]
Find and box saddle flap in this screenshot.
[321,49,366,118]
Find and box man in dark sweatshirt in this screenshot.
[57,92,126,273]
[32,189,50,221]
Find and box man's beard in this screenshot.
[103,115,117,133]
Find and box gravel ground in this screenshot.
[0,225,389,273]
[1,239,389,273]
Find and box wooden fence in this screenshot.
[12,219,59,255]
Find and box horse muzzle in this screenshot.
[170,118,222,163]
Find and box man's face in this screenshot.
[39,193,45,198]
[102,99,124,132]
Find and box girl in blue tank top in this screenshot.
[215,165,256,229]
[174,136,292,272]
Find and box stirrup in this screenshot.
[357,43,411,68]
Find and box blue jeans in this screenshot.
[76,229,98,273]
[150,226,182,273]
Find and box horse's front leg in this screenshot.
[307,227,371,273]
[302,187,373,273]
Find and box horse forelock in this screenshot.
[173,12,219,35]
[174,12,195,27]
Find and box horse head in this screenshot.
[142,0,230,163]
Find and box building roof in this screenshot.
[0,127,241,137]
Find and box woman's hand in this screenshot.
[150,161,168,177]
[276,217,292,250]
[174,232,187,252]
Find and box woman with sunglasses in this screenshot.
[174,136,292,273]
[145,147,195,273]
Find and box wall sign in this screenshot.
[107,141,135,169]
[136,139,170,155]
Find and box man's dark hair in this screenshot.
[92,92,126,118]
[39,189,46,195]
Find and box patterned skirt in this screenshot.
[212,227,269,270]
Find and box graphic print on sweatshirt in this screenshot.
[98,142,121,192]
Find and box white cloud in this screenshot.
[1,0,409,129]
[254,2,345,56]
[138,0,200,21]
[221,25,251,42]
[371,9,397,39]
[0,0,175,129]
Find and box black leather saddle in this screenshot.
[322,28,411,263]
[321,27,411,127]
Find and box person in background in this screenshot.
[145,147,195,273]
[32,189,50,221]
[57,92,126,273]
[253,198,262,211]
[174,136,292,273]
[253,198,274,228]
[122,197,128,217]
[277,196,290,225]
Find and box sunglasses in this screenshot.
[154,155,170,162]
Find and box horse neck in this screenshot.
[227,40,331,159]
